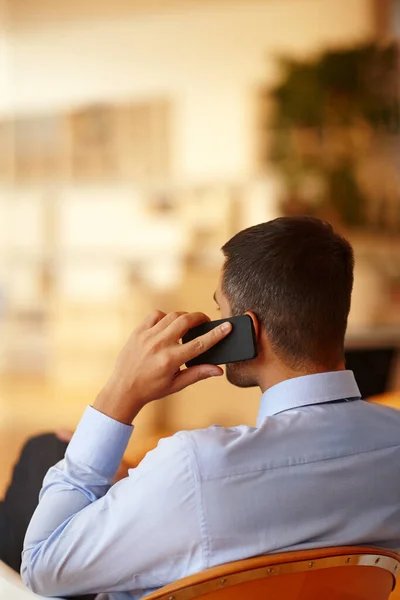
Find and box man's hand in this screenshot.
[94,311,232,424]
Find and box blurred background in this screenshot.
[0,0,400,495]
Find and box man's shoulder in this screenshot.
[149,424,248,450]
[141,424,250,462]
[131,426,253,485]
[174,424,261,479]
[179,423,256,446]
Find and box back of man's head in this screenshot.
[221,216,354,371]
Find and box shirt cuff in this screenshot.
[66,406,134,476]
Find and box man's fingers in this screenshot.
[167,312,211,340]
[179,320,232,363]
[170,365,224,394]
[137,310,167,332]
[152,311,188,333]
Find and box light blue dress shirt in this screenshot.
[22,371,400,600]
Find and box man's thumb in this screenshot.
[171,365,223,393]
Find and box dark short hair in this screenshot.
[221,217,354,370]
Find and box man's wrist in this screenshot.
[94,382,144,425]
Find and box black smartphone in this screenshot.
[182,315,258,368]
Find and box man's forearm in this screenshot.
[21,407,133,596]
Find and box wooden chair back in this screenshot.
[144,546,400,600]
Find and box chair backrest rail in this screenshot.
[148,553,400,600]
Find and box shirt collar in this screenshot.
[257,370,361,427]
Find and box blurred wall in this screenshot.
[0,0,376,403]
[0,0,11,112]
[7,0,373,182]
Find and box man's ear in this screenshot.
[244,311,260,342]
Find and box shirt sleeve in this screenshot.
[21,406,203,598]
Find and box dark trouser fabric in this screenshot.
[0,433,95,600]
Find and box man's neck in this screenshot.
[258,361,346,394]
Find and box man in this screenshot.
[21,217,400,600]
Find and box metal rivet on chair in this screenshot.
[220,578,227,585]
[346,557,351,563]
[375,558,380,564]
[267,568,274,574]
[308,562,314,568]
[168,596,175,600]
